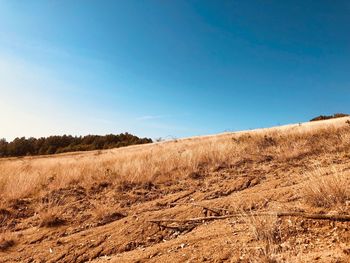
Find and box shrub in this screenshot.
[310,113,349,122]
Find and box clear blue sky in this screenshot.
[1,0,349,140]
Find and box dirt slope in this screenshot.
[1,118,350,262]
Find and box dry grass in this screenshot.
[242,213,281,263]
[247,214,281,244]
[302,168,350,209]
[92,202,126,226]
[0,117,349,203]
[0,207,11,226]
[38,201,66,228]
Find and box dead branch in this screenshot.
[170,190,196,204]
[149,211,350,224]
[155,190,195,208]
[156,223,197,232]
[170,202,230,215]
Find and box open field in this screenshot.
[1,117,350,262]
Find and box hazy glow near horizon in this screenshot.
[1,1,349,141]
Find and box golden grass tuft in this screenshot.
[92,202,126,226]
[302,169,350,208]
[242,213,281,263]
[38,202,66,228]
[246,214,281,244]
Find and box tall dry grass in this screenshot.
[0,118,349,202]
[244,213,281,263]
[301,168,350,208]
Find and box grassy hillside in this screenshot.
[0,117,350,262]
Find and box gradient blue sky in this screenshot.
[1,0,349,140]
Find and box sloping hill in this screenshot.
[1,117,350,262]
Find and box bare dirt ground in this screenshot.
[1,118,350,262]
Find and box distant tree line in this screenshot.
[0,133,153,157]
[310,113,349,122]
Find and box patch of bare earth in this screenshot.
[0,118,350,262]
